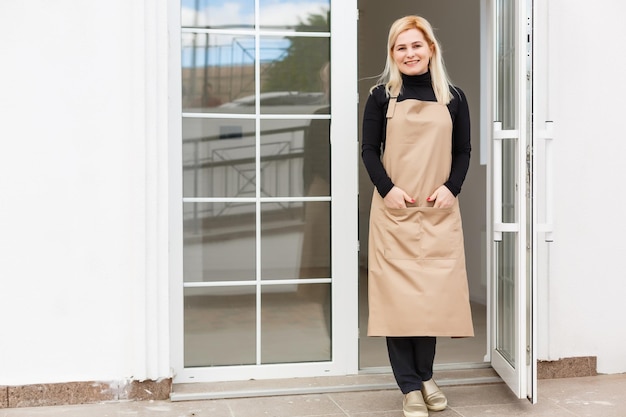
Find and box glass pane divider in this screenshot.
[182,113,331,120]
[256,31,330,38]
[183,197,257,203]
[259,278,332,286]
[255,0,262,366]
[181,27,330,38]
[184,281,257,288]
[256,114,331,120]
[182,113,257,120]
[183,279,331,288]
[256,279,262,366]
[181,28,256,35]
[183,197,331,203]
[260,197,331,202]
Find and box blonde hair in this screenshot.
[373,15,453,104]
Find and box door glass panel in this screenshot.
[496,233,516,365]
[259,37,330,115]
[495,0,519,369]
[298,201,331,278]
[501,140,517,222]
[181,1,332,370]
[302,117,331,196]
[261,201,330,280]
[183,118,256,198]
[261,200,305,279]
[182,33,255,113]
[496,0,516,130]
[260,119,330,198]
[259,0,330,31]
[184,202,256,282]
[184,286,256,367]
[181,0,255,29]
[261,284,331,364]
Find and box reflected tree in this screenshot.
[262,10,330,93]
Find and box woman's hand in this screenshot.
[427,185,456,208]
[383,186,415,209]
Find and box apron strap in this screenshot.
[386,96,398,119]
[387,88,400,119]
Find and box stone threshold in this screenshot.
[171,365,501,402]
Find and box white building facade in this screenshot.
[1,0,625,408]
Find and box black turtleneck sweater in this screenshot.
[361,72,471,197]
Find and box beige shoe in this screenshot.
[403,390,429,417]
[421,379,447,411]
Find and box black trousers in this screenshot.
[386,336,436,394]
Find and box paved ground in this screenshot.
[2,374,626,416]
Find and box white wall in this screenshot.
[545,0,626,373]
[0,0,171,385]
[3,0,626,387]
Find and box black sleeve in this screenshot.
[444,87,471,196]
[361,86,395,197]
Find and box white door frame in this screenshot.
[168,0,359,384]
[486,0,538,402]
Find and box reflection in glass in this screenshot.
[261,284,331,364]
[496,233,516,366]
[302,114,330,196]
[184,202,256,282]
[501,139,517,223]
[298,200,331,278]
[260,201,303,279]
[260,37,330,114]
[181,0,255,29]
[184,286,256,367]
[259,119,330,198]
[261,201,330,280]
[182,33,255,113]
[496,0,516,130]
[259,0,330,32]
[183,118,256,198]
[180,0,334,371]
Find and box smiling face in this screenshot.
[392,28,433,76]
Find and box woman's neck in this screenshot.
[401,71,431,86]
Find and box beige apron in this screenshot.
[367,96,474,337]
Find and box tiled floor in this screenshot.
[2,374,626,417]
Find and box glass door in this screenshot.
[488,0,536,402]
[172,0,359,383]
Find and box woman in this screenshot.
[361,15,474,417]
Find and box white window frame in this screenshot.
[168,0,359,384]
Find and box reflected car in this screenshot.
[217,91,327,115]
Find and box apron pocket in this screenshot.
[380,207,421,260]
[419,207,461,259]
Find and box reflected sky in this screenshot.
[182,35,291,67]
[181,0,329,29]
[181,0,329,67]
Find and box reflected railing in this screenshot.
[183,124,309,235]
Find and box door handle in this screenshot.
[493,121,521,242]
[535,121,554,242]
